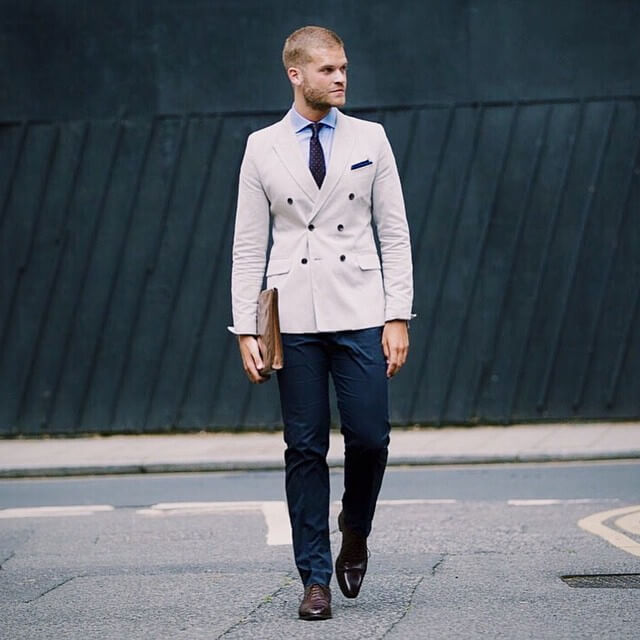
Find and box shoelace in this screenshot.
[307,584,329,600]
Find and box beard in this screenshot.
[301,82,344,111]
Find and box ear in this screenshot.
[287,66,303,87]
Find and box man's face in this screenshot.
[296,46,348,111]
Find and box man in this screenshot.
[229,26,413,620]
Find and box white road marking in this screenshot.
[135,499,460,546]
[136,501,268,515]
[136,500,293,546]
[377,499,457,505]
[7,499,636,562]
[508,499,602,506]
[578,504,640,558]
[0,505,114,519]
[261,501,292,546]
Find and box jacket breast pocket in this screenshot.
[348,169,374,204]
[350,164,375,185]
[357,253,381,271]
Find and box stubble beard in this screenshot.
[302,83,345,111]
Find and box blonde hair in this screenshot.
[282,26,344,69]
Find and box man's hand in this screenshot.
[237,335,270,384]
[381,320,409,378]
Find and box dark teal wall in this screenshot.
[1,1,639,434]
[2,1,640,120]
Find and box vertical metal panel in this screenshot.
[165,118,239,429]
[504,103,585,422]
[15,122,89,431]
[572,104,640,411]
[201,120,264,429]
[392,106,454,421]
[0,122,28,232]
[439,104,519,423]
[76,120,157,430]
[1,97,640,434]
[172,117,263,430]
[142,116,223,430]
[0,124,60,432]
[536,104,617,412]
[45,121,125,432]
[470,105,553,419]
[607,285,640,409]
[108,117,189,431]
[408,106,485,421]
[603,122,640,409]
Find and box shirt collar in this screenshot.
[290,105,338,133]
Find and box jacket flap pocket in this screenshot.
[357,253,381,270]
[266,258,291,277]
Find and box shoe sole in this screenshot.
[299,611,332,620]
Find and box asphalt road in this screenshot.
[1,460,639,508]
[1,462,639,639]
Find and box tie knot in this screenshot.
[310,122,323,139]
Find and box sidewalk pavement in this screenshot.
[1,422,639,478]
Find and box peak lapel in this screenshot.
[273,118,318,201]
[310,112,355,220]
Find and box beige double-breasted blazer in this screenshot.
[230,109,413,334]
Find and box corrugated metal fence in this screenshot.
[1,96,639,434]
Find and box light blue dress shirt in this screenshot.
[289,105,337,167]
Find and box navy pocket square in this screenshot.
[351,159,373,170]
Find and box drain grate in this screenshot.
[561,574,640,589]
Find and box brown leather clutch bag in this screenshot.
[257,288,284,375]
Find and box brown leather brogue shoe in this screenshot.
[298,584,332,620]
[335,511,368,598]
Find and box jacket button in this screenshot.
[339,254,346,262]
[348,193,355,200]
[308,224,315,231]
[287,198,293,204]
[301,258,308,264]
[337,224,344,231]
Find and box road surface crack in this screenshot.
[215,573,294,639]
[0,551,15,570]
[24,576,76,603]
[431,553,447,576]
[380,575,425,638]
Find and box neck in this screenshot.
[293,96,331,122]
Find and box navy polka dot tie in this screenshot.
[309,122,326,188]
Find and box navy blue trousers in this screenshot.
[276,327,390,587]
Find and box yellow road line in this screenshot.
[578,504,640,558]
[615,510,640,536]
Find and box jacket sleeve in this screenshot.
[371,125,415,322]
[229,134,270,335]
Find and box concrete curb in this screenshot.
[2,450,639,478]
